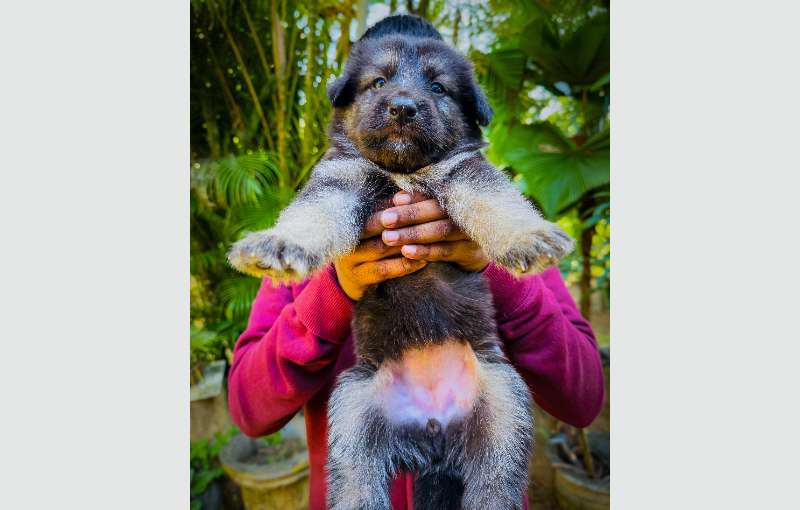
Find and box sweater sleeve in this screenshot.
[483,263,604,427]
[227,265,354,437]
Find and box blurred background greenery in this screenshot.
[190,0,610,372]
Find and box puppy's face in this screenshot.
[328,35,492,173]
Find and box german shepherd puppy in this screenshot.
[228,15,574,510]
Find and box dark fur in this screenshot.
[326,16,531,510]
[228,14,573,510]
[327,17,492,173]
[354,263,498,365]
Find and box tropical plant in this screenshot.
[472,0,610,481]
[190,0,366,365]
[189,0,611,377]
[190,0,611,496]
[476,0,611,318]
[190,427,238,510]
[190,150,286,372]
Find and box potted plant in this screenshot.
[191,428,239,510]
[191,327,237,442]
[220,414,310,510]
[546,428,609,510]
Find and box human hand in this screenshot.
[334,198,428,301]
[378,191,490,273]
[334,192,490,301]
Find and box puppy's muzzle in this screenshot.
[388,96,417,124]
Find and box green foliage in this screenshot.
[520,12,610,93]
[190,151,287,366]
[474,0,610,304]
[190,427,238,502]
[261,431,282,446]
[557,205,610,299]
[190,0,360,362]
[189,0,612,355]
[488,122,609,219]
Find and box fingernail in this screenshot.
[383,230,399,243]
[381,211,398,226]
[402,245,417,256]
[394,193,412,205]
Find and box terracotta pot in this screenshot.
[220,417,309,510]
[546,432,609,510]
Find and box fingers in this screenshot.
[361,211,385,239]
[348,236,403,263]
[399,241,475,262]
[363,192,443,239]
[352,257,428,285]
[360,197,399,239]
[380,198,448,229]
[392,191,429,206]
[382,219,467,246]
[401,241,489,272]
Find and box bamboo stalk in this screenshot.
[271,0,288,184]
[302,2,318,165]
[577,428,597,479]
[580,219,594,318]
[206,42,254,147]
[336,13,352,71]
[453,8,460,46]
[240,0,271,81]
[419,0,430,19]
[209,0,272,149]
[356,0,368,38]
[201,99,221,159]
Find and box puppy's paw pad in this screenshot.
[227,231,322,280]
[498,223,574,275]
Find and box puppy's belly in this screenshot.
[375,340,480,428]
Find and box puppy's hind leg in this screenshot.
[457,360,533,510]
[327,365,394,510]
[413,469,463,510]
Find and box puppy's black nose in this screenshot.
[388,97,417,123]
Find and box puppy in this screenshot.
[228,15,574,510]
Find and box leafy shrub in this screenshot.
[190,427,238,509]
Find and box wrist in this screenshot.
[459,257,490,273]
[333,261,364,301]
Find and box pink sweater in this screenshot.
[228,263,604,509]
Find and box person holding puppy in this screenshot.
[228,189,604,509]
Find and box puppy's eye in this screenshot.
[373,77,386,89]
[430,82,445,94]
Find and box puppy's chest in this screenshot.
[375,150,479,194]
[383,171,432,194]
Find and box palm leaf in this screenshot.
[217,276,262,322]
[520,12,609,90]
[473,48,527,103]
[208,151,281,208]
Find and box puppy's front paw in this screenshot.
[497,222,575,275]
[227,230,323,281]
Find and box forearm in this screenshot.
[485,264,604,427]
[227,266,354,437]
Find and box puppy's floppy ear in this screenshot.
[327,75,357,107]
[469,82,493,127]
